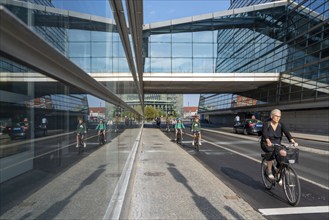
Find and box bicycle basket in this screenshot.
[281,148,299,164]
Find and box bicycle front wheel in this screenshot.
[261,158,273,190]
[283,166,301,206]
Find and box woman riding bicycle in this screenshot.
[175,118,185,141]
[76,118,87,148]
[260,109,297,181]
[191,116,202,146]
[96,119,107,143]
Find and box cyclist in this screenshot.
[260,109,297,183]
[76,118,87,148]
[191,116,202,146]
[175,118,185,141]
[165,117,170,131]
[96,119,107,142]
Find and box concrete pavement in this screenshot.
[122,127,266,219]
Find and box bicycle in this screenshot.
[193,131,200,152]
[76,132,86,154]
[261,144,301,206]
[98,130,106,146]
[176,129,182,144]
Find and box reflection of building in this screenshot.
[183,107,198,119]
[122,94,183,117]
[89,107,106,120]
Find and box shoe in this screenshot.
[278,179,283,186]
[83,142,86,148]
[76,144,79,148]
[174,138,177,141]
[199,141,202,145]
[267,171,275,180]
[192,141,194,146]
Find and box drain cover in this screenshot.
[144,171,165,176]
[224,195,240,200]
[153,143,164,146]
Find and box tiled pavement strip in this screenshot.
[123,128,266,220]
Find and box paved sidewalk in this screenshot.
[123,128,266,219]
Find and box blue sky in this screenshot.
[53,0,231,107]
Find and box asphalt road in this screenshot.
[162,127,329,220]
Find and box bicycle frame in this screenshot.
[193,131,200,152]
[77,133,85,154]
[260,144,301,206]
[176,129,182,143]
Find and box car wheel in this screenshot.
[243,128,248,135]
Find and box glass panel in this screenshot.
[193,43,213,58]
[91,58,112,72]
[113,58,129,72]
[150,34,171,42]
[150,43,171,57]
[151,58,171,72]
[172,32,192,42]
[68,30,91,42]
[70,57,91,72]
[68,42,91,57]
[172,58,192,72]
[91,42,113,57]
[91,31,113,42]
[172,43,192,57]
[113,42,126,57]
[193,31,213,43]
[193,58,214,73]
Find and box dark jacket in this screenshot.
[261,121,293,145]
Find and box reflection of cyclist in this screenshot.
[261,109,297,181]
[76,119,87,148]
[174,118,185,141]
[96,119,107,142]
[191,116,202,146]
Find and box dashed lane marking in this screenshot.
[259,206,329,216]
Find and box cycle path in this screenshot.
[123,128,266,219]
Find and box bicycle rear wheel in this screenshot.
[261,158,273,190]
[195,139,199,152]
[283,166,301,206]
[176,132,181,144]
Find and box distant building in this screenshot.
[183,107,198,119]
[89,107,106,120]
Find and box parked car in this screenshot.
[10,122,45,139]
[233,119,263,135]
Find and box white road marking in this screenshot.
[184,133,329,190]
[259,206,329,216]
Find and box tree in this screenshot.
[144,106,159,120]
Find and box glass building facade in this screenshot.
[197,0,329,133]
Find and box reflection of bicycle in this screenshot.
[166,123,170,132]
[76,132,86,154]
[261,144,301,206]
[98,130,106,146]
[193,131,200,152]
[176,129,182,144]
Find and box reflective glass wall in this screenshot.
[0,0,143,219]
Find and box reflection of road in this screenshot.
[0,128,126,170]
